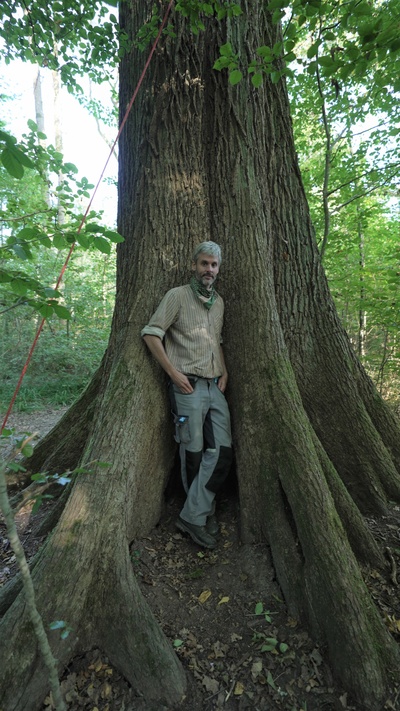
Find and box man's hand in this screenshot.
[171,370,194,394]
[217,372,228,393]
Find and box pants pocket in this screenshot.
[172,413,191,444]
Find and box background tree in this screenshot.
[0,87,119,411]
[285,0,400,399]
[1,1,400,710]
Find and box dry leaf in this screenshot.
[234,681,244,695]
[198,589,212,603]
[218,596,229,605]
[212,641,226,658]
[286,617,298,628]
[202,675,219,694]
[100,681,112,699]
[251,660,263,678]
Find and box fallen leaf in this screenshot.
[286,617,298,628]
[234,681,244,695]
[202,675,219,694]
[198,589,212,604]
[100,681,112,699]
[251,660,263,678]
[218,596,229,605]
[211,641,226,658]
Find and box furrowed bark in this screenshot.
[1,2,399,709]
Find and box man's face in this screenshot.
[192,252,220,289]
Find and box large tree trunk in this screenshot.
[1,2,400,710]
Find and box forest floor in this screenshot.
[1,409,400,711]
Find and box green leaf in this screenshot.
[53,233,67,250]
[220,42,233,56]
[17,227,40,240]
[12,244,32,260]
[104,230,125,243]
[11,278,29,296]
[32,496,44,514]
[266,671,277,689]
[52,304,72,320]
[93,236,111,254]
[43,287,62,298]
[213,56,231,71]
[318,55,334,67]
[84,223,106,234]
[257,45,272,59]
[251,73,263,88]
[229,69,243,85]
[0,270,13,283]
[7,462,27,473]
[37,303,54,318]
[1,147,24,178]
[0,129,16,146]
[270,71,282,84]
[1,428,13,437]
[31,473,48,483]
[13,148,35,169]
[62,162,79,173]
[76,233,91,248]
[307,42,321,59]
[21,443,34,457]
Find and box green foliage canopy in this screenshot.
[0,0,128,89]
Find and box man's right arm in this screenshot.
[142,335,194,394]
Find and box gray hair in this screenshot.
[192,241,222,265]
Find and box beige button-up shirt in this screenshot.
[141,285,224,378]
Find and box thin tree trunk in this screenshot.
[33,66,50,206]
[52,61,65,225]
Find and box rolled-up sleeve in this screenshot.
[141,289,181,340]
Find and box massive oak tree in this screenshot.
[1,2,400,709]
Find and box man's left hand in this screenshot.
[218,373,228,393]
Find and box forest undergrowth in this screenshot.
[1,409,400,711]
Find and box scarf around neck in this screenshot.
[190,275,217,310]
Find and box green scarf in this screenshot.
[190,275,217,310]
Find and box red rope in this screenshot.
[1,0,174,435]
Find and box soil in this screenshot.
[1,409,400,711]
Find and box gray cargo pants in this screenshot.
[169,377,232,526]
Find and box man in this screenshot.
[141,241,232,549]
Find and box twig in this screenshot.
[225,678,236,702]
